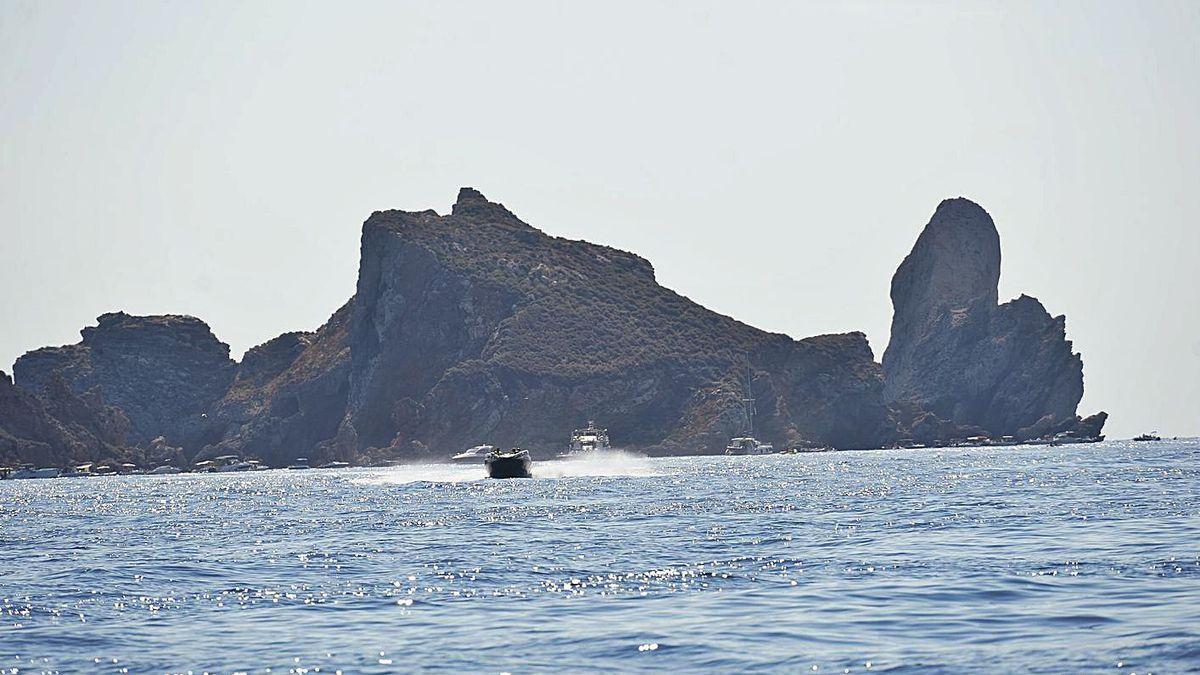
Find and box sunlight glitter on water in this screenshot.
[1,440,1198,673]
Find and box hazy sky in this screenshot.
[2,1,1197,439]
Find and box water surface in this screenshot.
[2,441,1198,673]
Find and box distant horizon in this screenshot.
[3,1,1197,439]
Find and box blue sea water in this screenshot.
[2,441,1198,674]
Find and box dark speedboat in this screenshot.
[485,448,533,479]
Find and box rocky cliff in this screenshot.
[335,188,894,456]
[882,198,1104,440]
[201,303,352,466]
[14,312,237,450]
[8,189,1108,467]
[0,369,134,468]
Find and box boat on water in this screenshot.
[726,436,774,455]
[59,463,96,478]
[7,467,61,480]
[485,448,533,479]
[212,455,255,472]
[451,444,498,463]
[319,461,350,469]
[779,445,833,454]
[724,365,774,456]
[287,457,311,470]
[148,465,182,475]
[1132,432,1162,442]
[557,421,611,459]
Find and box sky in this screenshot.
[2,0,1197,439]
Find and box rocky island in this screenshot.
[1,189,1106,470]
[883,198,1106,445]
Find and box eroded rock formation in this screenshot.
[201,303,352,466]
[0,369,135,468]
[7,189,1108,467]
[334,188,894,456]
[883,198,1105,440]
[14,312,237,450]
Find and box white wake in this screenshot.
[350,449,660,485]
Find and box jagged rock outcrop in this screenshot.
[0,369,134,467]
[334,187,895,456]
[883,198,1104,440]
[201,303,352,466]
[9,189,1109,466]
[13,312,236,449]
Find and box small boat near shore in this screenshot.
[209,455,261,472]
[779,445,833,454]
[59,463,96,478]
[725,436,774,455]
[6,467,61,480]
[1132,432,1162,442]
[724,365,774,456]
[485,448,532,479]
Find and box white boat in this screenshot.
[451,445,497,463]
[725,436,775,455]
[212,455,254,472]
[287,457,311,470]
[8,467,61,480]
[216,462,253,472]
[557,421,611,459]
[60,463,95,478]
[724,365,775,456]
[148,465,182,475]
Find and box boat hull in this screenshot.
[485,451,533,479]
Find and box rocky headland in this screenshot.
[3,189,1105,469]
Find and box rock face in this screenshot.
[0,369,134,468]
[202,303,352,466]
[8,189,1108,466]
[13,312,236,449]
[336,188,895,456]
[883,198,1102,439]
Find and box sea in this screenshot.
[1,440,1198,674]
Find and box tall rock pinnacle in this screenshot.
[883,198,1100,439]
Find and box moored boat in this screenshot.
[725,436,774,455]
[485,447,533,479]
[213,455,254,472]
[8,466,61,480]
[59,463,96,478]
[724,364,774,456]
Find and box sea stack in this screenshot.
[882,198,1105,441]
